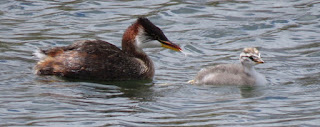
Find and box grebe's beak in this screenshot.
[254,57,264,64]
[159,40,182,52]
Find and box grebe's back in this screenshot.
[35,40,153,80]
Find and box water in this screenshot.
[1,0,320,126]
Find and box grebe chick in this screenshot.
[34,17,182,81]
[190,47,266,86]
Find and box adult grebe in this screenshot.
[189,47,266,86]
[34,17,182,81]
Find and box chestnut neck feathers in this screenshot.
[120,18,167,78]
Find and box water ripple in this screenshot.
[0,0,320,126]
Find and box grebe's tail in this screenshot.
[33,47,47,60]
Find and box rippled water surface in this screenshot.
[1,0,320,126]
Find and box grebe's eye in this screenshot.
[248,56,254,61]
[154,35,160,40]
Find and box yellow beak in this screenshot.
[160,40,182,52]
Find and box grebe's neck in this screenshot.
[121,23,154,78]
[121,23,147,58]
[122,39,149,60]
[242,62,266,85]
[241,62,255,76]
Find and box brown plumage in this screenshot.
[34,17,181,81]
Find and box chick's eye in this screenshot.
[248,56,254,61]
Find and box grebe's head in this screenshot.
[133,17,181,51]
[240,47,264,67]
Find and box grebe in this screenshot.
[34,17,182,81]
[189,47,266,86]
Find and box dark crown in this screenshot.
[136,17,169,42]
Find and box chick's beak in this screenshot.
[160,40,182,52]
[254,57,264,64]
